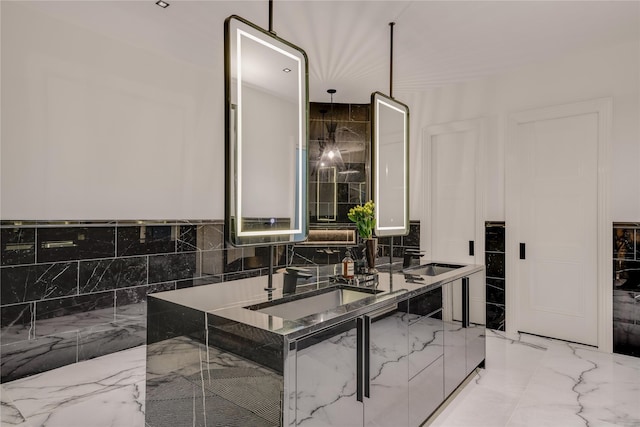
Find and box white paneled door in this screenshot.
[422,120,484,265]
[507,99,611,347]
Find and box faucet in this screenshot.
[403,248,425,268]
[283,267,313,294]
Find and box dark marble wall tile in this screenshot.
[335,121,369,143]
[1,262,78,304]
[36,292,114,323]
[202,249,224,275]
[486,253,505,279]
[403,222,421,247]
[115,282,176,319]
[79,257,147,293]
[37,227,115,263]
[337,183,349,202]
[199,224,225,250]
[1,331,78,382]
[486,278,505,305]
[1,303,34,345]
[377,236,391,246]
[613,322,640,358]
[177,276,223,289]
[486,303,505,331]
[614,227,635,259]
[1,228,36,266]
[486,222,506,331]
[148,252,197,284]
[613,290,639,324]
[177,225,197,252]
[117,225,175,256]
[485,224,505,252]
[310,102,350,122]
[350,104,370,122]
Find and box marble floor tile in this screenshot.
[1,330,639,426]
[430,331,640,427]
[2,346,145,427]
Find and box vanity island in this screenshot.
[145,262,485,427]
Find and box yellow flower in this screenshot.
[348,200,376,239]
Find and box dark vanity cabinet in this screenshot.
[294,303,409,427]
[443,271,486,397]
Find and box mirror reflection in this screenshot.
[309,98,370,223]
[371,92,409,237]
[225,15,309,246]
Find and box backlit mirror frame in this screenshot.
[371,91,409,237]
[225,15,309,246]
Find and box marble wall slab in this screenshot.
[0,220,292,383]
[485,222,506,331]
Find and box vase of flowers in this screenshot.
[348,200,377,272]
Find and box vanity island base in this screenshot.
[145,264,485,427]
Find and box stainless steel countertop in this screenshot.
[150,261,484,340]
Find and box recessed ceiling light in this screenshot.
[156,0,169,8]
[282,68,291,73]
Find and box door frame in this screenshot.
[505,98,612,352]
[421,118,486,264]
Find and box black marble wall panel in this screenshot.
[149,252,198,283]
[115,282,177,320]
[37,227,115,263]
[1,228,35,266]
[79,256,147,293]
[485,225,505,253]
[613,223,640,358]
[0,220,314,382]
[116,225,175,256]
[1,262,78,305]
[486,253,505,278]
[485,222,506,331]
[36,292,114,323]
[377,221,421,259]
[0,303,34,345]
[3,218,523,380]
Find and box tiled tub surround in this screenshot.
[485,222,506,331]
[613,222,640,357]
[0,220,290,383]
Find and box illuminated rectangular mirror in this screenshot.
[371,92,409,237]
[225,15,309,246]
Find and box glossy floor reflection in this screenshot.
[2,330,639,427]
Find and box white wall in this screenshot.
[401,38,640,222]
[1,2,222,220]
[3,2,638,222]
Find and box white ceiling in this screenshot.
[25,0,640,103]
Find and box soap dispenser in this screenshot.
[342,249,355,279]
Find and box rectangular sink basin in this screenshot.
[246,286,379,320]
[404,263,464,276]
